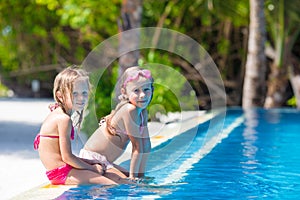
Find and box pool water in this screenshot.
[57,108,300,199]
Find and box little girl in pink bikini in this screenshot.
[33,66,116,185]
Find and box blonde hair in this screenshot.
[105,66,154,136]
[53,65,90,129]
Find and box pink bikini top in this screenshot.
[33,103,75,150]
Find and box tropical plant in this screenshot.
[264,0,300,108]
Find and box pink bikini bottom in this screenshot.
[46,164,73,185]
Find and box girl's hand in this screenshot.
[93,164,105,175]
[126,176,154,184]
[140,176,155,184]
[127,177,142,184]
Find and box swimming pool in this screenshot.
[56,108,300,199]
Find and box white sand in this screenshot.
[0,98,52,200]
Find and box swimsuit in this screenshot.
[34,102,75,150]
[106,112,145,136]
[79,149,114,170]
[33,127,74,185]
[81,113,145,170]
[33,103,75,185]
[46,164,73,185]
[33,126,74,150]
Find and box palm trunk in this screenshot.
[118,0,142,75]
[242,0,266,108]
[264,62,289,108]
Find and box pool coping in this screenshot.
[11,110,217,200]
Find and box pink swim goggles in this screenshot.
[123,69,152,87]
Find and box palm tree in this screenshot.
[242,0,267,108]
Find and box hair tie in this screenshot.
[48,103,60,111]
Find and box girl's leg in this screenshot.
[113,164,129,177]
[66,169,116,185]
[105,168,132,184]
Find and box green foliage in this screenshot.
[52,27,70,49]
[37,0,121,44]
[82,64,119,135]
[217,38,230,56]
[1,0,299,119]
[0,1,59,75]
[141,50,198,120]
[287,96,297,107]
[0,0,121,70]
[0,82,10,97]
[265,0,300,66]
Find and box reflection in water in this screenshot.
[56,183,178,199]
[241,109,259,172]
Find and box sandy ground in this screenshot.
[0,98,52,200]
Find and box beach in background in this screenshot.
[0,98,52,200]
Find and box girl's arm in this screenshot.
[123,106,144,179]
[127,134,143,179]
[138,125,151,177]
[138,110,151,177]
[58,115,103,174]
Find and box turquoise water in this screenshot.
[57,108,300,199]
